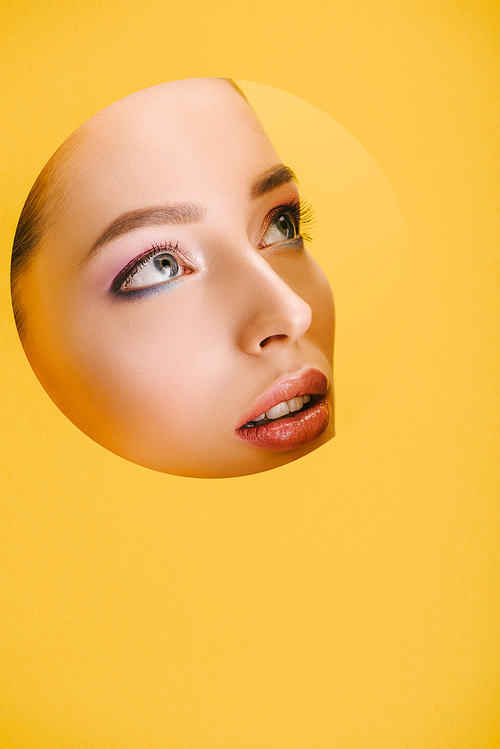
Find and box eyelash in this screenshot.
[262,197,316,247]
[110,241,187,295]
[111,198,316,296]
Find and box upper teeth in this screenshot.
[256,394,311,422]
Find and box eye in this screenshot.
[112,247,190,295]
[122,252,181,291]
[261,211,299,248]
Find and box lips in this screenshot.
[235,368,330,451]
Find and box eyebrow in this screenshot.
[250,164,297,200]
[81,164,297,266]
[81,204,205,266]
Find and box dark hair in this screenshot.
[11,164,53,343]
[10,132,83,344]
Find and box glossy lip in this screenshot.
[234,368,330,451]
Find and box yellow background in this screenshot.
[1,2,499,747]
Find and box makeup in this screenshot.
[235,368,330,450]
[110,243,193,296]
[15,78,334,477]
[259,198,315,249]
[107,199,316,298]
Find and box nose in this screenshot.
[232,253,312,356]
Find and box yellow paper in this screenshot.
[1,2,498,747]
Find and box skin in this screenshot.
[21,78,335,478]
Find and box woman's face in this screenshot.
[23,79,335,477]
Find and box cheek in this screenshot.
[59,295,239,446]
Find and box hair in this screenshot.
[11,175,46,342]
[11,78,247,343]
[11,130,87,344]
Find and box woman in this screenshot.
[11,78,335,478]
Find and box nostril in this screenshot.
[260,334,288,348]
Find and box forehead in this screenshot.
[53,79,280,228]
